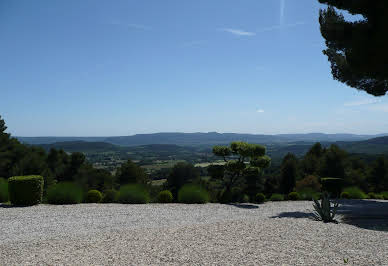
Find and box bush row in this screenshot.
[4,176,388,206]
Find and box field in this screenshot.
[1,200,387,265]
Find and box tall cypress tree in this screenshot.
[318,0,388,96]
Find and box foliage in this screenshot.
[368,156,388,193]
[280,153,298,194]
[319,145,347,179]
[167,162,199,199]
[157,190,173,203]
[255,193,266,204]
[102,189,118,203]
[86,189,102,203]
[298,188,321,201]
[116,160,149,186]
[269,193,284,201]
[340,192,350,199]
[0,178,8,202]
[47,182,83,204]
[382,191,388,200]
[312,192,339,223]
[321,177,343,197]
[241,194,250,203]
[118,184,150,204]
[288,191,300,201]
[8,175,44,206]
[318,0,388,96]
[178,184,209,204]
[342,187,367,199]
[296,175,321,192]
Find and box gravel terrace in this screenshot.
[1,200,387,265]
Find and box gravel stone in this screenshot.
[1,201,387,265]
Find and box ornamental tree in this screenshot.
[211,141,271,195]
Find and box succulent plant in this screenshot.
[312,192,339,223]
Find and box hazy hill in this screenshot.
[37,141,120,153]
[18,132,388,146]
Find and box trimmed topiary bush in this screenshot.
[341,191,351,199]
[178,184,209,204]
[321,177,343,197]
[102,189,118,203]
[8,175,44,206]
[269,193,284,201]
[87,189,102,203]
[288,192,300,201]
[157,190,173,203]
[255,193,266,204]
[47,182,83,204]
[342,186,367,199]
[118,184,150,204]
[0,178,8,203]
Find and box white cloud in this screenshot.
[257,109,265,113]
[221,28,256,36]
[344,98,381,107]
[257,21,305,33]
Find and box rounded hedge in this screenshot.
[47,182,83,204]
[87,190,102,203]
[269,193,284,201]
[8,175,44,206]
[0,178,8,203]
[367,192,376,199]
[255,193,266,204]
[341,191,351,199]
[102,189,118,203]
[118,184,150,204]
[178,184,209,204]
[157,190,173,203]
[288,192,300,201]
[297,188,320,201]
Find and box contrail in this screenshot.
[280,0,286,26]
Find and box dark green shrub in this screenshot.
[381,191,388,200]
[219,189,233,203]
[0,178,8,203]
[87,190,102,203]
[118,184,150,204]
[367,192,377,199]
[178,184,209,204]
[269,193,284,201]
[288,192,300,201]
[47,182,83,204]
[157,190,173,203]
[341,192,351,199]
[241,194,250,203]
[8,175,44,206]
[321,178,343,197]
[342,187,367,199]
[255,193,266,204]
[298,188,320,201]
[102,189,118,203]
[374,194,384,200]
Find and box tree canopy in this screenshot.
[318,0,388,96]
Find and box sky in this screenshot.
[1,0,388,136]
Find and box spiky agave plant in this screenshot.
[312,192,339,223]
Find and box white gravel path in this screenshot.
[1,201,387,265]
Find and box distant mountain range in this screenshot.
[17,132,388,147]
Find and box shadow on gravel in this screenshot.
[271,211,312,219]
[0,203,30,208]
[337,199,388,232]
[228,203,259,209]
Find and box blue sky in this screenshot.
[1,0,387,136]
